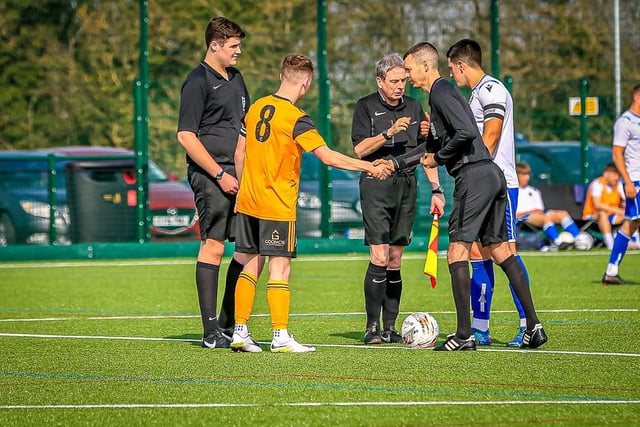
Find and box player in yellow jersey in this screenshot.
[230,54,390,353]
[582,163,625,250]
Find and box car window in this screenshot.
[148,160,169,182]
[516,152,553,184]
[516,143,612,184]
[0,159,66,189]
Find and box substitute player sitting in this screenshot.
[582,163,625,250]
[516,162,581,250]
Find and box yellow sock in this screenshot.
[234,272,257,325]
[267,280,290,330]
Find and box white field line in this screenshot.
[0,307,637,323]
[1,250,637,269]
[1,332,639,358]
[1,400,639,410]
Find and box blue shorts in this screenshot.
[624,181,640,221]
[506,187,518,242]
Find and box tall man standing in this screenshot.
[351,53,443,344]
[602,84,640,285]
[445,39,532,347]
[177,17,249,348]
[387,42,547,351]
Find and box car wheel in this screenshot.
[0,213,16,246]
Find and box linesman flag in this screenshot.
[423,211,440,289]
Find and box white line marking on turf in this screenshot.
[1,400,639,409]
[0,307,636,323]
[1,250,637,269]
[1,332,639,357]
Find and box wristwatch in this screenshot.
[214,170,225,180]
[431,185,443,194]
[381,129,392,140]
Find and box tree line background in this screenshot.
[1,0,639,178]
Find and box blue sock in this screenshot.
[562,217,580,237]
[508,255,529,320]
[608,231,630,266]
[543,223,559,243]
[470,259,494,331]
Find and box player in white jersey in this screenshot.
[602,84,640,285]
[446,39,531,347]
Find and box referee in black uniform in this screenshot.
[389,42,548,351]
[177,17,250,348]
[351,53,444,344]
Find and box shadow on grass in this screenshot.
[596,279,639,286]
[329,330,363,342]
[165,333,202,347]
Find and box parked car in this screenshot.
[297,153,363,238]
[0,147,198,245]
[515,141,613,184]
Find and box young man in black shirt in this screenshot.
[387,42,547,351]
[177,16,251,349]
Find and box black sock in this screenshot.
[383,269,402,330]
[196,261,220,336]
[449,261,471,339]
[218,257,243,330]
[499,255,539,329]
[364,262,387,328]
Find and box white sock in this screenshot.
[471,318,489,332]
[234,324,248,337]
[273,329,289,342]
[606,263,619,277]
[603,233,614,250]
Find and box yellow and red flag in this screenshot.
[423,212,440,289]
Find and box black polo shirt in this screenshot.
[351,91,427,169]
[178,61,250,166]
[394,79,492,177]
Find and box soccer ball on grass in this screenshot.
[574,231,594,251]
[401,312,439,349]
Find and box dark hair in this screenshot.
[604,162,619,173]
[446,39,482,67]
[516,162,531,174]
[403,42,438,61]
[205,17,245,48]
[633,84,640,97]
[403,42,439,70]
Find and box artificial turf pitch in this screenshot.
[0,250,639,426]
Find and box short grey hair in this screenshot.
[376,53,405,80]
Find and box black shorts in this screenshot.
[235,213,297,258]
[360,171,417,246]
[448,161,508,246]
[187,164,237,241]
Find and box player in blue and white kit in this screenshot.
[602,84,640,285]
[446,39,531,346]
